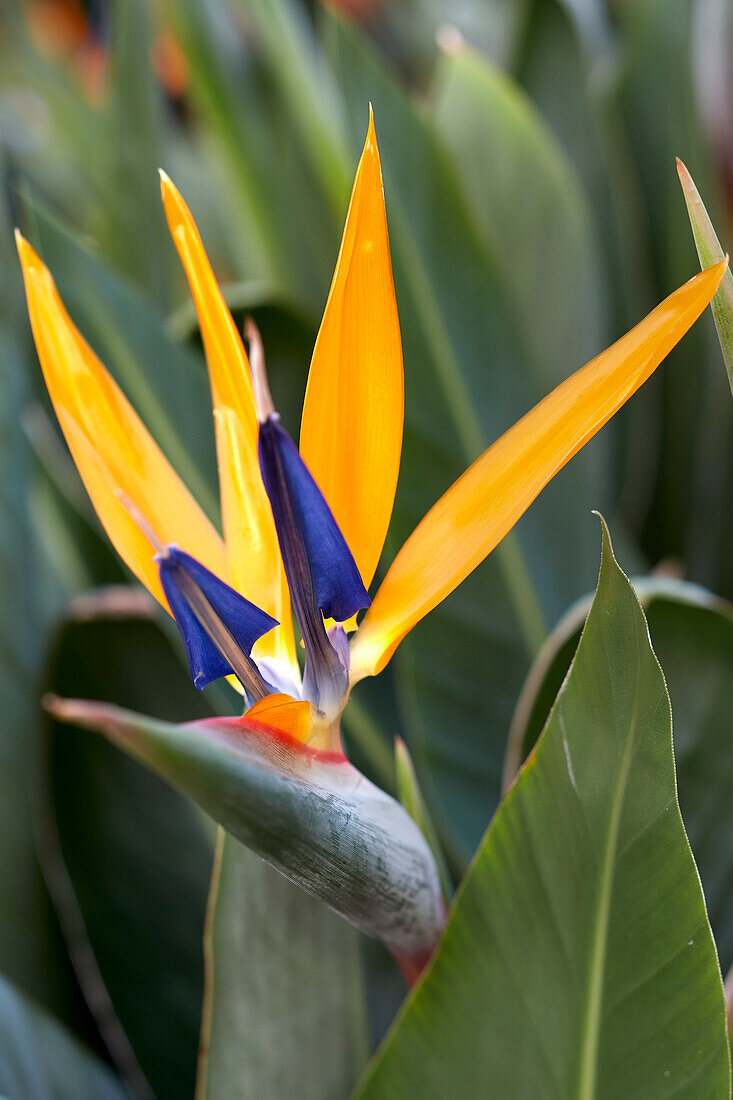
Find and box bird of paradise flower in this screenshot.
[16,111,726,975]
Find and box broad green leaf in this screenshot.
[0,173,79,1018]
[47,697,445,967]
[517,0,648,330]
[0,974,127,1100]
[431,42,609,386]
[677,159,733,393]
[356,521,730,1098]
[324,13,608,857]
[42,593,216,1099]
[504,576,733,975]
[199,831,368,1099]
[515,0,655,536]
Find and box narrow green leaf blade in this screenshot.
[677,158,733,393]
[100,0,171,308]
[394,739,452,901]
[199,831,367,1099]
[431,40,609,386]
[356,521,730,1098]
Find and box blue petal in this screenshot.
[258,418,370,622]
[157,547,277,691]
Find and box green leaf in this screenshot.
[431,41,609,386]
[42,593,216,1099]
[198,831,368,1099]
[505,576,733,977]
[46,696,445,967]
[355,520,730,1098]
[0,974,127,1100]
[394,739,452,901]
[677,159,733,393]
[515,0,655,534]
[0,171,80,1019]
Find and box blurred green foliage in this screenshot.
[1,0,732,1094]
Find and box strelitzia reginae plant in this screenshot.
[16,111,727,981]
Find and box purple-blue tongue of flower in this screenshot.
[248,319,370,711]
[114,490,279,703]
[157,546,278,700]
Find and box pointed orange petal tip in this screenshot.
[683,256,727,295]
[158,170,193,237]
[706,255,728,284]
[158,167,177,200]
[158,168,184,219]
[15,229,40,271]
[363,105,380,166]
[299,103,403,594]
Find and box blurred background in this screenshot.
[1,0,732,1094]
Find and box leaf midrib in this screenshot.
[576,660,642,1099]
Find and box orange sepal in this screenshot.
[350,260,728,679]
[300,108,404,593]
[16,232,227,609]
[159,172,295,667]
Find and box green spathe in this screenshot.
[46,697,445,966]
[355,518,730,1099]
